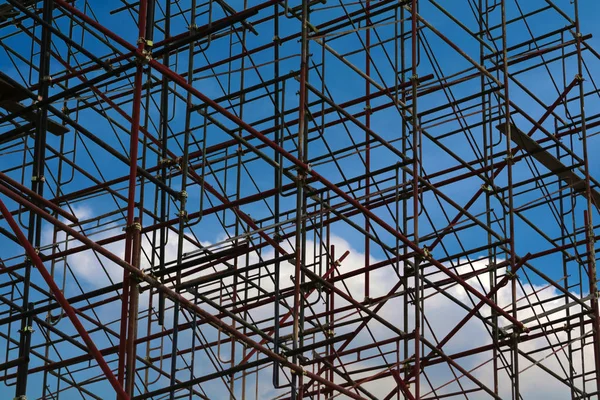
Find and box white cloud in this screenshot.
[38,209,596,398]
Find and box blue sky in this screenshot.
[1,0,600,398]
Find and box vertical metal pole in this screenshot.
[480,0,499,394]
[364,0,371,303]
[157,0,170,327]
[500,1,519,398]
[142,0,158,393]
[272,0,285,390]
[400,3,410,389]
[125,218,142,396]
[293,0,310,397]
[15,1,53,397]
[574,0,600,393]
[118,0,149,394]
[410,1,420,398]
[584,210,600,394]
[169,2,192,394]
[231,2,249,394]
[328,244,335,392]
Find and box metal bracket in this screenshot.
[481,184,494,193]
[410,74,420,86]
[177,209,189,222]
[422,245,432,260]
[128,222,142,232]
[20,326,34,334]
[137,37,153,47]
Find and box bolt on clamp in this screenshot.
[137,37,153,47]
[290,368,307,376]
[422,245,432,260]
[481,184,494,193]
[127,221,142,231]
[177,209,189,221]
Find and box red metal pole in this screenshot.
[0,180,368,400]
[0,199,129,400]
[117,0,148,393]
[0,172,78,223]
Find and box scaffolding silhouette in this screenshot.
[0,0,599,398]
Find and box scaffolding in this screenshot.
[0,0,600,398]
